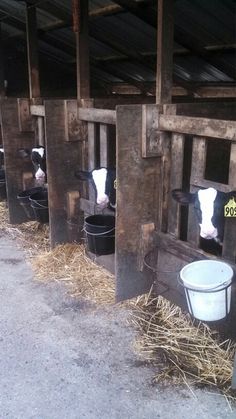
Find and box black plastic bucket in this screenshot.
[84,214,115,255]
[29,189,49,223]
[17,186,43,219]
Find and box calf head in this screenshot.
[18,146,47,182]
[75,168,116,210]
[172,187,236,244]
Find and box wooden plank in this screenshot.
[168,133,185,237]
[160,131,171,233]
[187,137,207,247]
[44,100,84,248]
[64,100,85,142]
[0,24,5,97]
[232,354,236,390]
[156,0,174,104]
[78,108,116,125]
[164,102,236,120]
[159,115,236,141]
[30,105,45,117]
[138,223,155,271]
[25,4,40,98]
[87,122,96,203]
[222,142,236,262]
[73,0,90,99]
[0,98,35,223]
[18,98,34,133]
[116,104,162,301]
[155,231,219,263]
[141,105,163,158]
[100,124,108,167]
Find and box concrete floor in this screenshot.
[0,232,235,419]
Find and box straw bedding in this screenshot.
[0,201,235,402]
[130,291,236,402]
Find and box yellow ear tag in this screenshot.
[224,198,236,217]
[114,179,117,190]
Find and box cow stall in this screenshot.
[1,0,236,389]
[114,101,236,334]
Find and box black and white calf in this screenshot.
[172,187,236,245]
[75,168,116,211]
[18,146,47,183]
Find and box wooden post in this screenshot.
[116,105,161,301]
[72,0,90,100]
[1,99,35,223]
[25,3,41,98]
[0,24,5,98]
[0,25,5,97]
[155,0,174,232]
[156,0,174,104]
[44,99,86,248]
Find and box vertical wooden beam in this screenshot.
[156,0,174,104]
[45,99,85,248]
[1,99,35,223]
[72,0,90,100]
[222,143,236,262]
[88,122,96,203]
[116,105,161,301]
[0,24,5,98]
[167,133,185,237]
[25,3,41,98]
[100,124,108,167]
[188,136,207,247]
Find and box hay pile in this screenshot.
[31,243,115,305]
[0,202,49,256]
[130,291,236,401]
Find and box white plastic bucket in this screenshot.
[180,260,234,321]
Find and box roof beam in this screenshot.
[114,0,236,81]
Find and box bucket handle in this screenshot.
[178,274,232,292]
[30,201,48,209]
[83,226,115,236]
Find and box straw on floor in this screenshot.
[1,201,235,402]
[31,243,115,305]
[130,291,236,402]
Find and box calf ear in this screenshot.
[74,170,92,181]
[172,189,196,205]
[227,190,236,202]
[18,148,30,158]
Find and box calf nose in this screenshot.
[96,194,109,208]
[35,167,46,180]
[200,224,218,240]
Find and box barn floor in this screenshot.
[0,232,235,419]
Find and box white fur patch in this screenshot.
[0,148,4,153]
[198,188,218,239]
[92,168,109,207]
[32,147,45,158]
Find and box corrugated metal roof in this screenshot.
[0,0,235,95]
